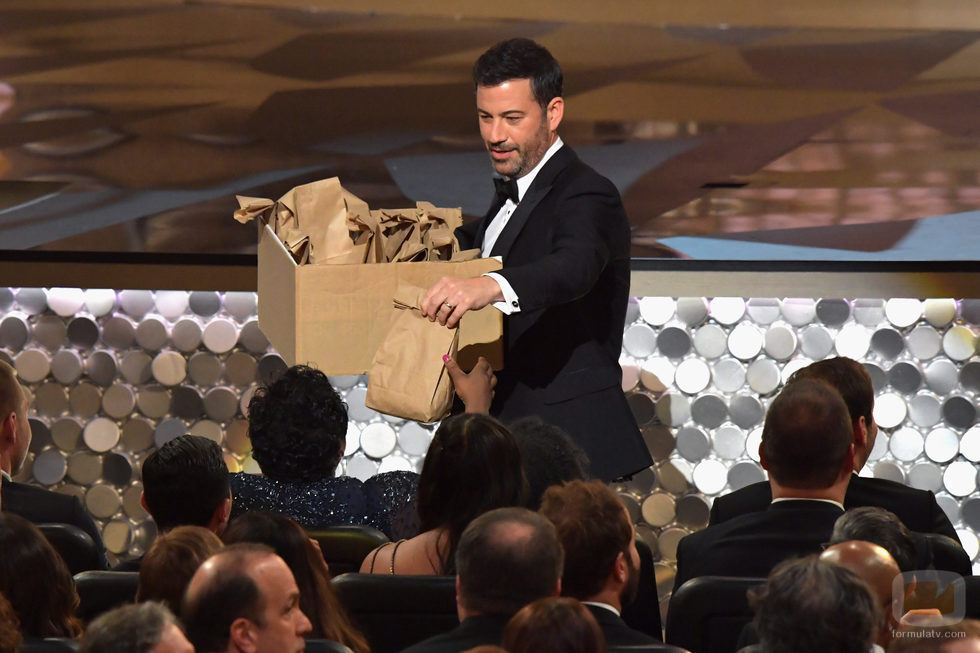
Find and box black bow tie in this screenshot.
[493,176,520,205]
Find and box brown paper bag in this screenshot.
[365,284,458,422]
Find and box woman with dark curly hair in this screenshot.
[230,363,493,540]
[0,512,82,639]
[229,364,419,538]
[223,511,370,653]
[361,413,527,574]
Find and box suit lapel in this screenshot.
[483,144,576,258]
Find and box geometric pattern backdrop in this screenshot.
[2,288,978,587]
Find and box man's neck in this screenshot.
[770,478,848,504]
[585,588,622,613]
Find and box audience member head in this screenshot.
[183,544,312,653]
[749,555,880,653]
[503,597,607,653]
[510,417,589,509]
[418,414,527,573]
[79,602,193,653]
[0,512,81,638]
[760,378,854,492]
[890,620,980,653]
[137,525,224,614]
[831,507,917,573]
[141,434,231,534]
[539,480,638,610]
[473,38,563,109]
[247,365,347,482]
[0,361,32,476]
[821,540,903,649]
[222,511,368,652]
[0,592,21,653]
[788,356,877,469]
[455,507,563,619]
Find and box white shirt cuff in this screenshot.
[484,272,520,314]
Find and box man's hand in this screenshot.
[422,276,503,328]
[443,355,496,414]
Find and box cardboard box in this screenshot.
[258,224,503,375]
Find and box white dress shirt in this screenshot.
[482,136,564,314]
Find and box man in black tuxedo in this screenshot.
[540,480,663,645]
[672,379,855,593]
[0,361,107,569]
[421,38,651,482]
[403,507,563,653]
[708,357,958,541]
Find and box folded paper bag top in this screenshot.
[240,176,503,376]
[365,284,458,422]
[236,178,461,265]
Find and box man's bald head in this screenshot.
[182,544,274,652]
[821,540,899,647]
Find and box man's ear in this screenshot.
[546,96,564,132]
[139,491,150,513]
[758,444,769,471]
[839,443,856,480]
[210,496,233,534]
[613,551,628,584]
[229,617,257,653]
[0,412,15,446]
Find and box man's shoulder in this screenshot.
[709,481,772,523]
[3,479,83,518]
[401,616,506,653]
[584,605,660,646]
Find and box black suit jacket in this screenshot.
[673,500,845,594]
[2,479,108,569]
[457,144,652,481]
[585,604,662,647]
[708,474,958,541]
[401,614,509,653]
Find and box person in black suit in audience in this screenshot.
[114,434,232,571]
[403,507,563,653]
[748,556,880,653]
[673,379,855,593]
[0,360,107,569]
[539,480,662,645]
[709,357,959,542]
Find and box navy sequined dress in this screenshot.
[229,470,420,540]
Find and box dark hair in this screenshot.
[510,417,589,509]
[79,602,179,653]
[141,434,230,532]
[222,511,369,653]
[181,543,273,652]
[137,526,224,613]
[830,507,917,573]
[539,480,631,599]
[503,597,607,653]
[749,556,879,653]
[0,513,82,638]
[0,593,21,653]
[473,38,563,109]
[247,365,347,481]
[456,507,563,617]
[418,414,527,574]
[760,379,852,488]
[788,357,874,427]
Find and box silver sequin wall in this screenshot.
[1,289,978,576]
